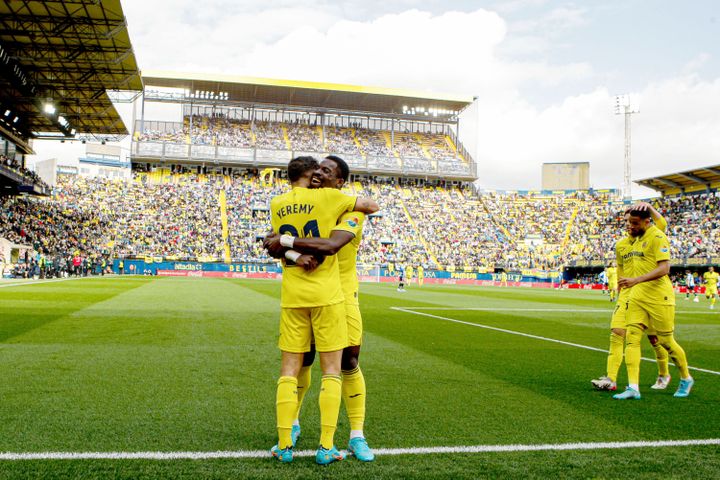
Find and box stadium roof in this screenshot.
[0,0,142,146]
[636,164,720,195]
[142,70,475,118]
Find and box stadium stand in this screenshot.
[3,169,718,278]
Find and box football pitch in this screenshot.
[1,276,719,479]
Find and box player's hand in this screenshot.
[295,254,318,272]
[263,233,285,257]
[631,202,650,211]
[618,276,639,289]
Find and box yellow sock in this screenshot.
[624,325,643,387]
[319,375,342,449]
[712,296,717,306]
[294,366,312,422]
[652,343,669,377]
[658,333,691,379]
[606,332,625,382]
[342,366,366,432]
[276,376,298,449]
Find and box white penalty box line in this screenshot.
[391,307,720,376]
[1,438,719,461]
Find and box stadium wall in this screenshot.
[113,259,561,287]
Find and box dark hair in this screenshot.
[325,155,350,182]
[287,156,319,182]
[627,208,651,219]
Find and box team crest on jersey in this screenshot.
[660,247,668,253]
[346,217,358,228]
[642,242,647,248]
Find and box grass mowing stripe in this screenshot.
[392,306,720,376]
[1,438,718,460]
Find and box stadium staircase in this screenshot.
[218,189,231,262]
[444,135,465,162]
[351,129,365,157]
[561,205,580,250]
[414,133,432,159]
[316,126,324,148]
[477,195,515,243]
[397,186,440,266]
[281,125,292,150]
[382,131,401,159]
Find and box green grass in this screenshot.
[0,277,718,479]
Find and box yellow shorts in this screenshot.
[608,282,618,290]
[279,302,348,353]
[706,287,718,297]
[626,299,675,335]
[346,302,363,346]
[610,300,628,330]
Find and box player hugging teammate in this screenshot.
[263,155,379,465]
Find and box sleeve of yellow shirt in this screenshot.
[332,212,365,237]
[325,189,357,219]
[654,215,668,232]
[653,233,671,263]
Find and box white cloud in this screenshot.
[116,5,720,199]
[474,75,720,196]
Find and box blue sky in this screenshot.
[34,0,720,196]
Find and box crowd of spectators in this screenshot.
[1,154,49,189]
[2,169,719,273]
[137,116,468,171]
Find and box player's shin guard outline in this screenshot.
[624,324,644,387]
[319,375,342,449]
[294,366,312,421]
[342,366,366,433]
[657,332,690,379]
[276,376,298,449]
[606,332,625,382]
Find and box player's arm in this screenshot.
[265,230,354,256]
[618,260,670,289]
[632,201,667,232]
[353,197,379,214]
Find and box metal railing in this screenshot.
[131,141,476,179]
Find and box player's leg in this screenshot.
[650,305,694,397]
[292,345,316,446]
[342,303,374,461]
[646,331,670,389]
[272,308,312,462]
[312,303,348,464]
[710,290,717,309]
[614,301,648,399]
[693,286,699,302]
[592,301,626,391]
[594,299,628,388]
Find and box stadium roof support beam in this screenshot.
[654,178,683,189]
[703,167,720,176]
[677,172,710,188]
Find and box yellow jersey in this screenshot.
[704,271,719,288]
[615,236,635,301]
[270,187,356,308]
[615,216,667,301]
[417,266,424,278]
[331,211,365,306]
[406,266,414,279]
[627,225,674,305]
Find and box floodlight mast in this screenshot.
[614,94,639,200]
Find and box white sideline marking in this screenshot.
[392,307,720,376]
[0,438,718,460]
[404,306,719,315]
[0,277,118,289]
